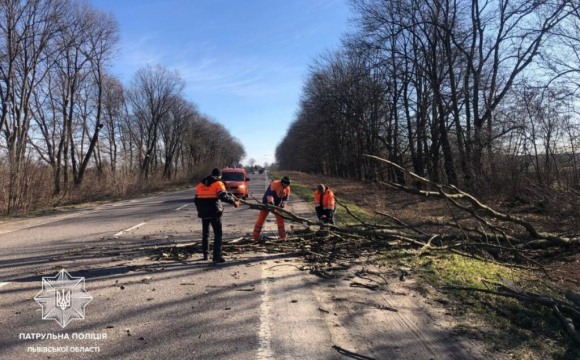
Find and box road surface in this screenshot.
[0,173,487,359]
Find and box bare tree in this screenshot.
[279,0,577,199]
[0,1,245,215]
[160,97,192,179]
[126,64,184,179]
[0,0,67,213]
[101,75,124,173]
[75,7,119,185]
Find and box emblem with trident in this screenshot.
[56,288,71,310]
[35,269,93,327]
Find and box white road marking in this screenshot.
[257,261,275,360]
[175,204,188,211]
[125,222,147,232]
[0,282,10,289]
[114,222,146,237]
[111,200,164,208]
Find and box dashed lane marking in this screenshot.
[114,222,146,237]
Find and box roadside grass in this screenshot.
[380,250,579,359]
[273,170,580,360]
[0,182,193,222]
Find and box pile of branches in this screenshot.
[363,155,580,250]
[236,155,580,269]
[156,154,579,268]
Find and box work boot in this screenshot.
[203,253,208,261]
[212,256,226,263]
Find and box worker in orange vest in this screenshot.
[194,168,239,263]
[253,177,291,240]
[314,184,335,225]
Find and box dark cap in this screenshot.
[211,168,222,177]
[281,176,291,186]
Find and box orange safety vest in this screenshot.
[196,180,226,199]
[314,188,335,210]
[264,180,290,205]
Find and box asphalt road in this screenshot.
[0,173,485,360]
[0,173,341,360]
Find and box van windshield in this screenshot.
[222,172,245,181]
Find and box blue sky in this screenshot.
[92,0,351,166]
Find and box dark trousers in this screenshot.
[202,217,223,258]
[324,211,335,225]
[316,208,335,225]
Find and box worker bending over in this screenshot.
[253,177,291,240]
[314,183,335,225]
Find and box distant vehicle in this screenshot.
[258,169,264,174]
[251,171,256,174]
[222,168,250,199]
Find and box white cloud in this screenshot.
[113,33,303,99]
[176,56,302,98]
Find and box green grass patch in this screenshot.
[380,251,579,359]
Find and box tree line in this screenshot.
[276,0,580,200]
[0,0,244,215]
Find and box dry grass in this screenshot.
[0,163,202,217]
[281,171,580,235]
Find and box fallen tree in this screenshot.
[363,154,580,249]
[152,154,580,344]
